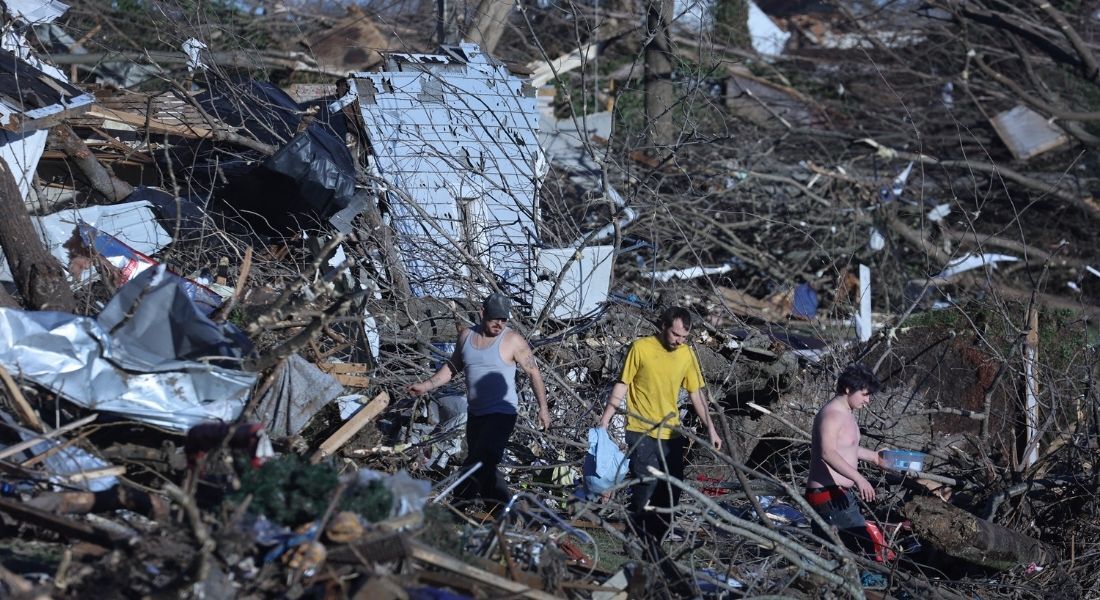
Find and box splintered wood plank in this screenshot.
[310,392,389,463]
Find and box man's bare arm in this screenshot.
[857,447,885,468]
[688,389,722,451]
[514,336,550,429]
[408,333,464,396]
[599,382,628,428]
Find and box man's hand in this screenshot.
[407,381,431,396]
[538,406,551,430]
[854,475,876,502]
[708,427,723,452]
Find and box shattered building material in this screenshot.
[0,200,170,283]
[855,264,871,342]
[747,0,791,55]
[532,246,614,319]
[337,43,543,300]
[989,105,1070,161]
[0,265,255,430]
[69,223,225,315]
[0,0,94,203]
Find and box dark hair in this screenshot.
[658,306,692,331]
[836,363,881,395]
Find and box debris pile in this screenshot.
[0,0,1097,598]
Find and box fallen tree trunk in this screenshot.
[0,159,77,312]
[902,495,1058,570]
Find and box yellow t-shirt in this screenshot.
[620,336,705,439]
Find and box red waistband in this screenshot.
[804,486,850,507]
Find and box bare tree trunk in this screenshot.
[0,285,19,309]
[466,0,512,55]
[0,160,77,312]
[903,495,1057,570]
[645,0,676,146]
[47,125,134,203]
[437,0,461,45]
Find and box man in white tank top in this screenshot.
[408,293,549,507]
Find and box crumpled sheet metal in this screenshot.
[0,308,255,431]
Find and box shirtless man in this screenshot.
[409,292,550,507]
[806,363,894,561]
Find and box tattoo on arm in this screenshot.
[521,354,537,370]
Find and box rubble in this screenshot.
[0,0,1095,597]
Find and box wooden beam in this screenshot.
[310,392,389,463]
[85,105,213,138]
[407,540,560,600]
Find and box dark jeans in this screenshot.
[625,432,686,543]
[805,486,878,557]
[458,412,517,507]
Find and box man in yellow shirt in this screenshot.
[598,306,722,551]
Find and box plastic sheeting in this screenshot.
[0,266,256,431]
[253,355,344,437]
[97,264,253,364]
[172,79,356,235]
[577,427,629,500]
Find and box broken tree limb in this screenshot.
[858,138,1100,220]
[0,496,121,548]
[0,414,99,462]
[1022,307,1040,469]
[47,124,134,202]
[902,495,1058,570]
[645,466,865,597]
[310,391,390,463]
[982,476,1085,520]
[169,82,279,156]
[47,50,322,74]
[940,228,1089,270]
